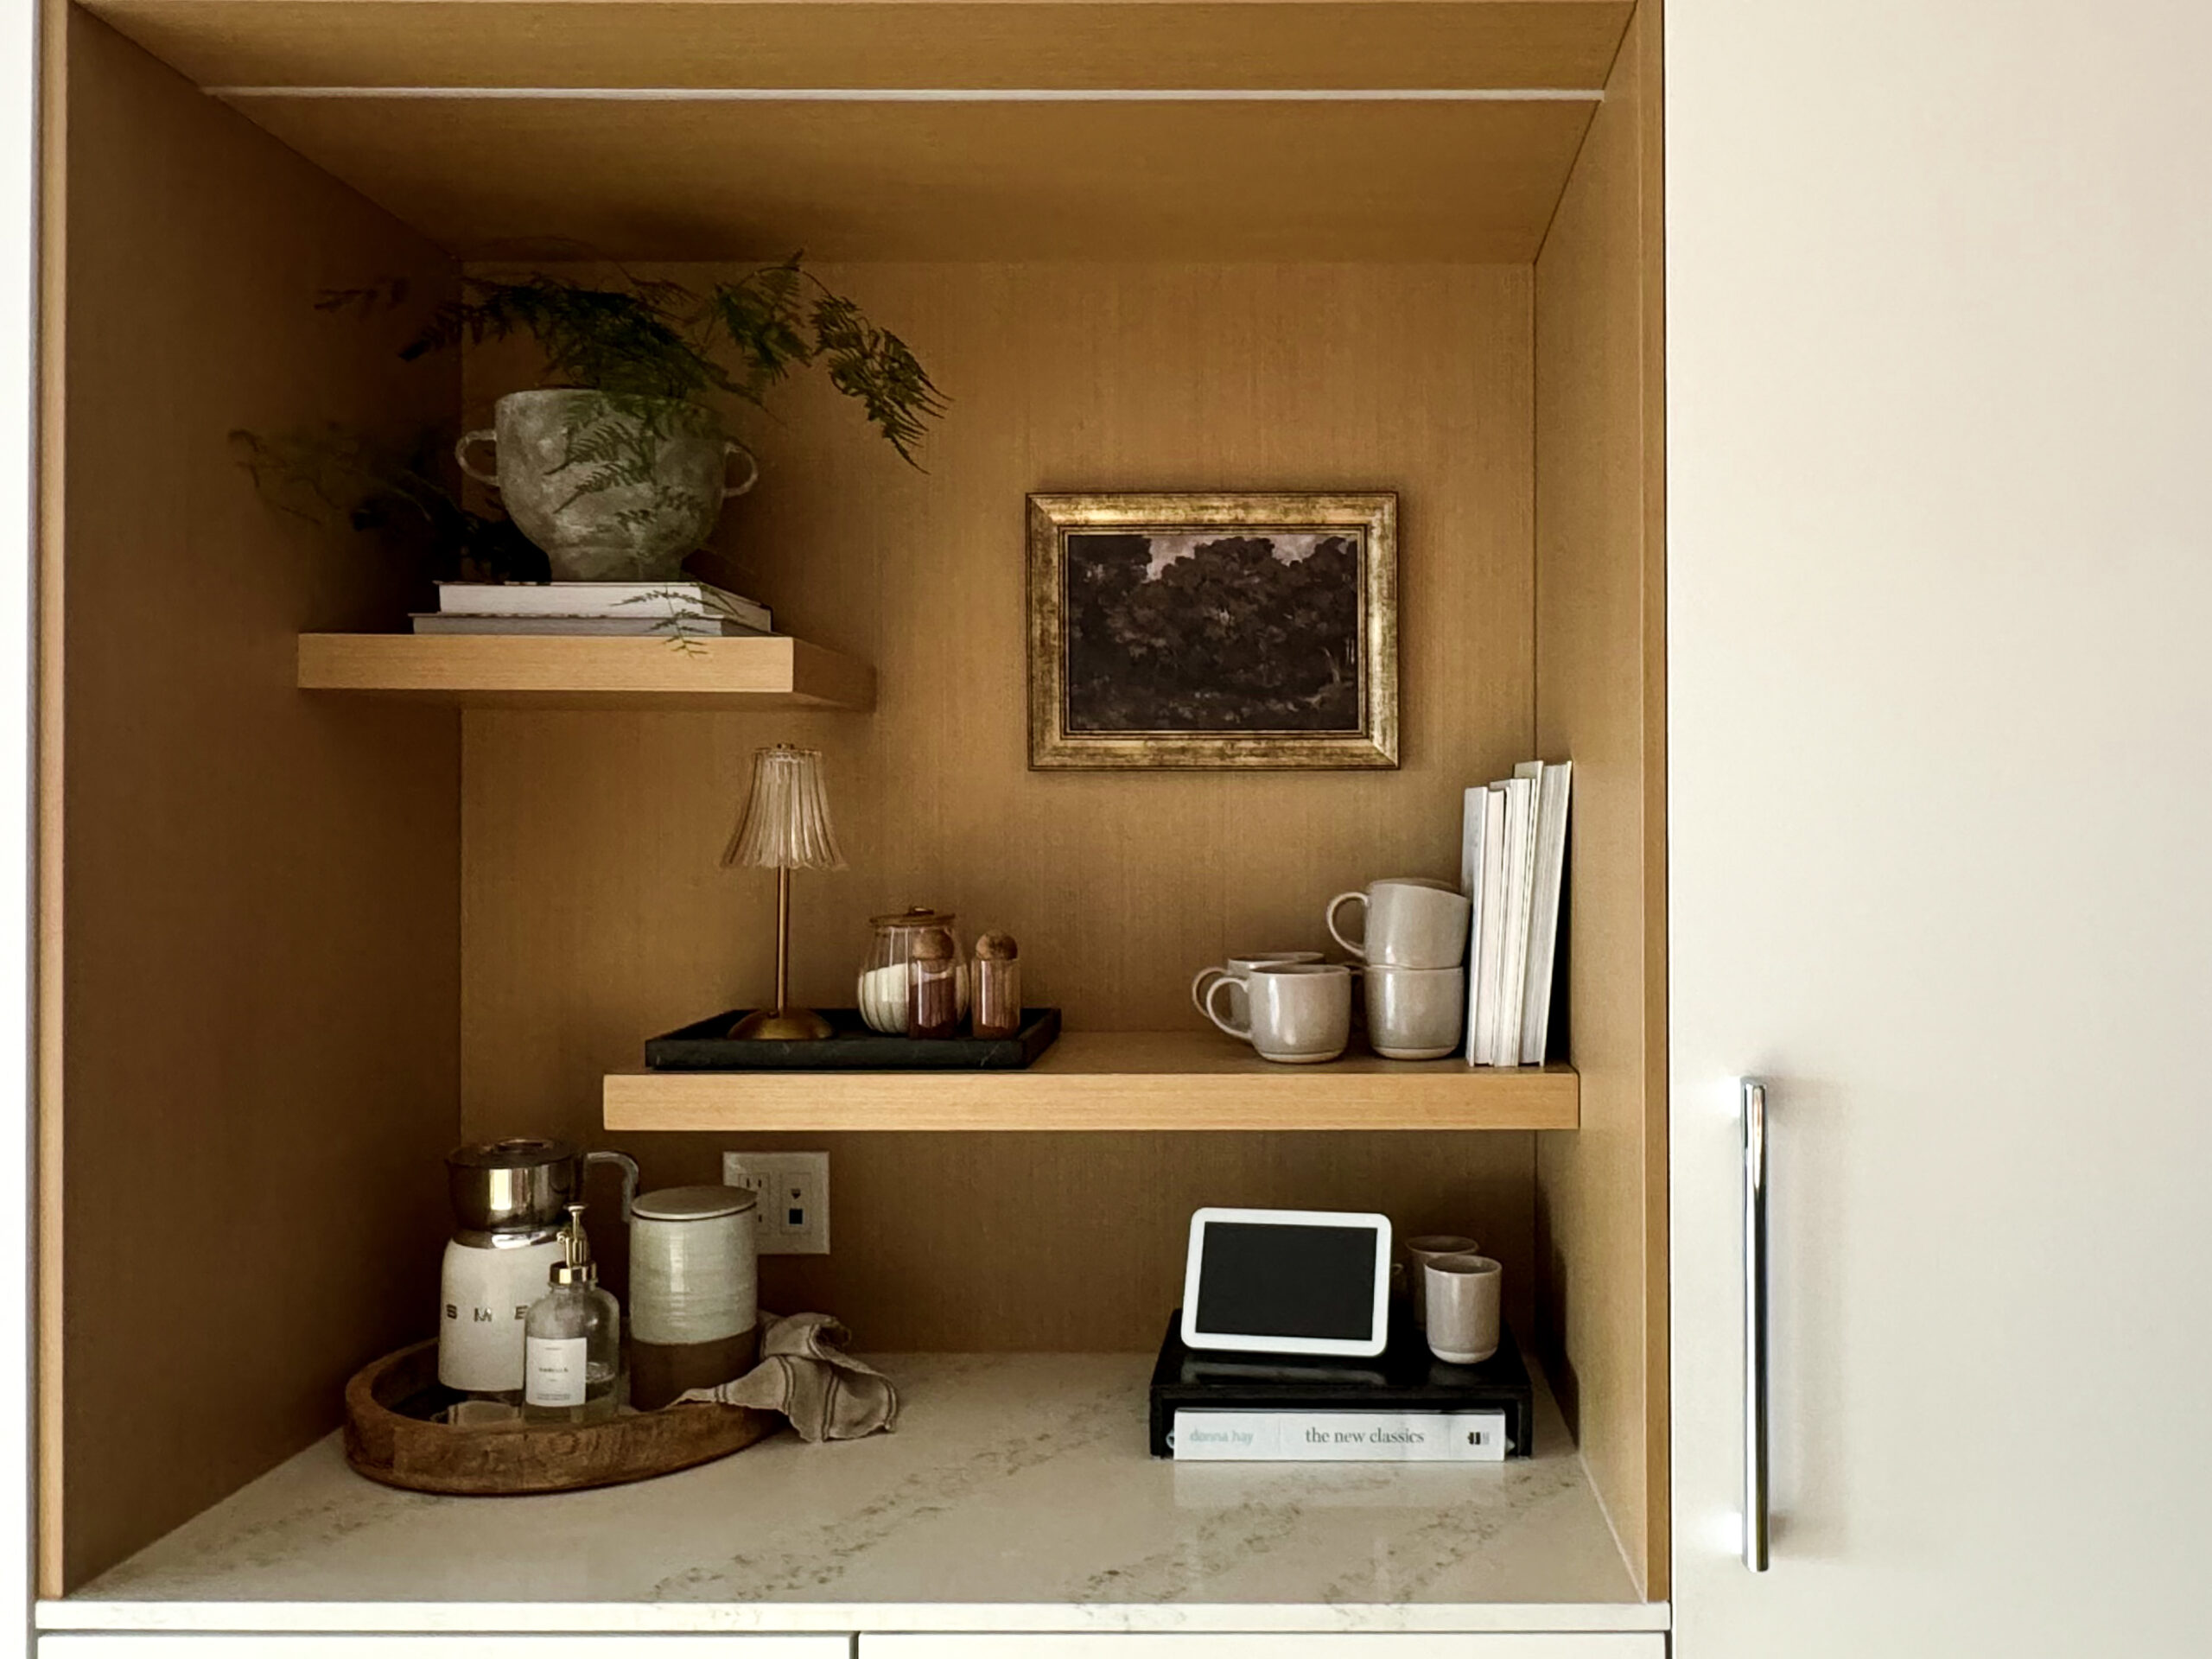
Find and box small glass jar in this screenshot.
[908,925,961,1039]
[859,907,967,1033]
[973,931,1021,1039]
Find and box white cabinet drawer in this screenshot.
[41,1640,850,1657]
[861,1638,1662,1658]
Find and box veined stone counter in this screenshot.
[49,1352,1662,1636]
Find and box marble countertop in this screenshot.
[55,1352,1659,1635]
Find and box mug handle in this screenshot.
[1204,973,1253,1042]
[1325,891,1370,960]
[723,441,760,500]
[454,429,499,486]
[1191,965,1229,1020]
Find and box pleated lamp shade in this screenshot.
[721,745,846,873]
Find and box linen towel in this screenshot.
[677,1312,899,1441]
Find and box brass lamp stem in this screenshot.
[729,862,834,1041]
[774,863,791,1012]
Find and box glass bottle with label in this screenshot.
[524,1203,620,1423]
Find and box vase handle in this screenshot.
[454,429,499,486]
[723,442,760,500]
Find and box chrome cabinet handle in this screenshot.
[1742,1077,1770,1572]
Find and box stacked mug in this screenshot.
[1325,878,1471,1059]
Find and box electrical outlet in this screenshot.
[721,1151,830,1255]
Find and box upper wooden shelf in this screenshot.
[297,633,875,711]
[603,1030,1577,1132]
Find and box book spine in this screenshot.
[1473,788,1509,1064]
[1171,1409,1508,1462]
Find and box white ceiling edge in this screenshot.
[208,85,1605,102]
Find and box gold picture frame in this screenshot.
[1027,491,1399,771]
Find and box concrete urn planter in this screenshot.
[457,389,758,582]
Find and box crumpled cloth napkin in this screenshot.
[677,1312,899,1442]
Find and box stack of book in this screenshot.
[1460,760,1573,1067]
[414,581,775,639]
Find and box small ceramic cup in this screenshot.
[1205,962,1352,1065]
[1365,963,1467,1060]
[1326,878,1471,969]
[1402,1234,1481,1328]
[1424,1252,1503,1364]
[1191,951,1326,1028]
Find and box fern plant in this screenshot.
[229,423,543,582]
[387,257,946,466]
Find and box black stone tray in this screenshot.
[645,1007,1062,1071]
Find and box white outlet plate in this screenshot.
[721,1151,830,1255]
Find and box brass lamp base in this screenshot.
[730,1005,835,1041]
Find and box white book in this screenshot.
[1470,785,1510,1065]
[1518,760,1573,1065]
[435,581,771,631]
[1172,1409,1507,1462]
[1492,773,1539,1068]
[1460,785,1482,898]
[1461,786,1488,1062]
[411,613,772,639]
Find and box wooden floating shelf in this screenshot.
[296,633,875,711]
[604,1031,1577,1133]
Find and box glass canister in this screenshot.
[859,907,968,1033]
[909,925,961,1038]
[973,931,1021,1039]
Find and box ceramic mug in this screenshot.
[1326,878,1471,969]
[1191,951,1326,1028]
[1402,1233,1482,1329]
[1205,962,1352,1065]
[1424,1252,1503,1364]
[1364,963,1466,1060]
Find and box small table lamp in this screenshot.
[722,743,846,1040]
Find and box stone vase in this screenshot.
[457,389,757,582]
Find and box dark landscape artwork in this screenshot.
[1027,493,1398,771]
[1063,529,1364,734]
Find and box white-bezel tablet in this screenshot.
[1179,1206,1394,1357]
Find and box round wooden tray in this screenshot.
[343,1339,779,1496]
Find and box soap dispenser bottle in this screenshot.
[524,1203,621,1423]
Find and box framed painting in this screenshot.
[1026,491,1399,770]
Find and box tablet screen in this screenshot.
[1192,1221,1380,1341]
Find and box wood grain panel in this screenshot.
[87,2,1632,92]
[35,0,69,1599]
[518,1128,1537,1357]
[461,259,1536,1351]
[1532,0,1666,1600]
[298,632,877,709]
[50,13,461,1592]
[217,96,1594,263]
[605,1039,1579,1131]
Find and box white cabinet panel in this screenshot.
[1668,1,2212,1656]
[861,1637,1662,1658]
[41,1640,850,1657]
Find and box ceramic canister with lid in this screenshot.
[627,1184,760,1411]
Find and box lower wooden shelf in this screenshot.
[603,1030,1578,1132]
[297,632,875,710]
